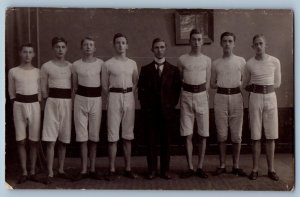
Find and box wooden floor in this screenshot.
[5,154,294,191]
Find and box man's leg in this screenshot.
[179,134,195,179]
[252,140,261,172]
[80,142,88,174]
[249,140,260,180]
[231,142,246,176]
[265,139,279,180]
[232,142,241,169]
[197,136,206,169]
[219,141,226,168]
[123,139,132,171]
[108,142,117,172]
[89,141,97,173]
[18,140,27,176]
[185,134,194,170]
[46,142,56,177]
[29,140,38,175]
[57,141,67,174]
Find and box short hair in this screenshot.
[113,33,128,44]
[252,34,266,43]
[189,29,202,39]
[19,43,34,52]
[80,36,95,48]
[151,38,166,49]
[52,37,67,47]
[220,32,236,42]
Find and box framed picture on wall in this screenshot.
[175,9,214,45]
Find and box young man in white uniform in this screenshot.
[41,37,72,184]
[210,32,247,176]
[178,29,211,179]
[243,34,281,181]
[102,33,138,181]
[8,43,41,184]
[73,37,103,181]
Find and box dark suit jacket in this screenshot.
[138,61,181,111]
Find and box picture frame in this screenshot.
[175,9,214,45]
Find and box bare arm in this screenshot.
[274,59,281,88]
[72,64,78,94]
[242,64,251,90]
[210,60,217,89]
[8,69,16,100]
[132,62,139,92]
[101,62,109,95]
[40,64,49,99]
[37,69,42,101]
[206,58,211,90]
[177,58,184,82]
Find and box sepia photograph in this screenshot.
[4,8,294,191]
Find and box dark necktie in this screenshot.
[155,62,164,77]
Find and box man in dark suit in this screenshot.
[138,38,181,180]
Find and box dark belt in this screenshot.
[217,87,241,95]
[77,85,101,97]
[15,94,39,103]
[182,83,206,93]
[109,87,133,93]
[49,88,72,98]
[247,84,274,94]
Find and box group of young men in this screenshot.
[8,29,281,185]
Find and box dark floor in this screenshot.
[5,154,294,191]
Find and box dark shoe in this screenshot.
[180,169,194,179]
[28,174,39,182]
[43,176,54,185]
[196,168,208,179]
[17,175,28,184]
[268,171,279,181]
[146,171,156,180]
[232,168,247,177]
[124,170,138,179]
[160,172,172,180]
[89,171,103,180]
[72,172,89,182]
[212,167,226,176]
[248,171,258,180]
[57,172,73,180]
[105,171,118,181]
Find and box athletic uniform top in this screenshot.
[72,58,103,88]
[8,66,41,100]
[211,55,246,88]
[40,60,72,98]
[102,57,138,92]
[178,53,211,86]
[243,55,281,88]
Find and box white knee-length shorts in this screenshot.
[249,92,278,140]
[214,93,243,143]
[13,101,41,141]
[107,92,135,142]
[180,90,209,137]
[74,95,102,142]
[42,98,72,143]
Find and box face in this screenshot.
[190,33,203,49]
[53,41,67,59]
[252,36,266,55]
[221,35,235,53]
[19,47,35,63]
[82,39,96,55]
[152,41,166,59]
[114,37,128,54]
